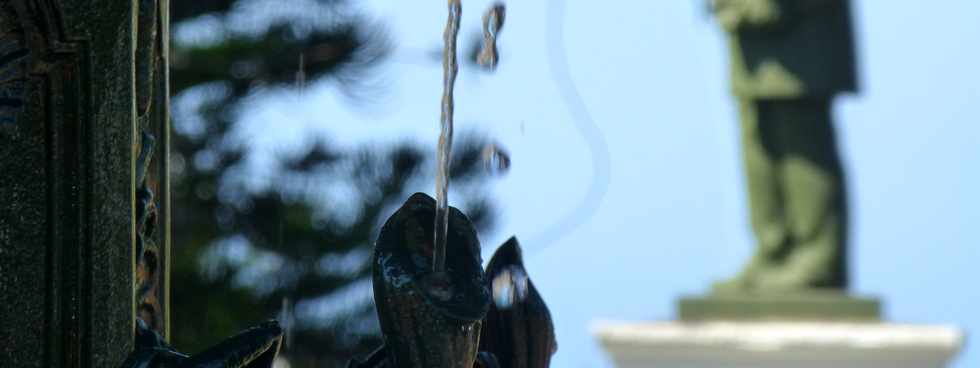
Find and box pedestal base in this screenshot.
[594,321,964,368]
[678,293,880,322]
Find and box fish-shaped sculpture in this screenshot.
[372,192,492,368]
[120,319,283,368]
[353,193,556,368]
[479,237,558,368]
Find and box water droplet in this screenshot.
[482,144,511,175]
[492,265,528,309]
[478,3,506,70]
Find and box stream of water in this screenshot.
[433,0,462,273]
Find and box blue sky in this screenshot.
[214,1,980,367]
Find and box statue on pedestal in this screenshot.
[710,0,857,293]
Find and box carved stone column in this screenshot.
[0,0,170,366]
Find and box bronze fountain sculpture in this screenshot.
[120,2,555,367]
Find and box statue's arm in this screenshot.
[711,0,847,32]
[711,0,787,32]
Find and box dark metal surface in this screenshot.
[373,192,490,368]
[364,196,556,367]
[480,237,557,368]
[120,320,283,368]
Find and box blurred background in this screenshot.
[168,1,980,367]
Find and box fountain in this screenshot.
[356,2,557,367]
[119,2,554,367]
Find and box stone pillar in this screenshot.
[0,0,170,366]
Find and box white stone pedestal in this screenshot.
[594,321,964,368]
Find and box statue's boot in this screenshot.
[754,186,846,291]
[711,254,774,294]
[712,269,753,294]
[754,237,844,291]
[711,267,757,294]
[713,244,842,293]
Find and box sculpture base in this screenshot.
[678,292,880,322]
[594,321,964,368]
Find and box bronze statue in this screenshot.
[710,0,857,293]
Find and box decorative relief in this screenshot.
[122,2,286,366]
[134,0,164,336]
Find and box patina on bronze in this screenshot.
[480,237,557,368]
[372,193,491,368]
[354,208,560,368]
[121,0,287,365]
[710,0,856,293]
[120,320,283,368]
[678,0,877,322]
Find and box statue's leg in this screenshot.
[714,98,789,293]
[759,97,848,290]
